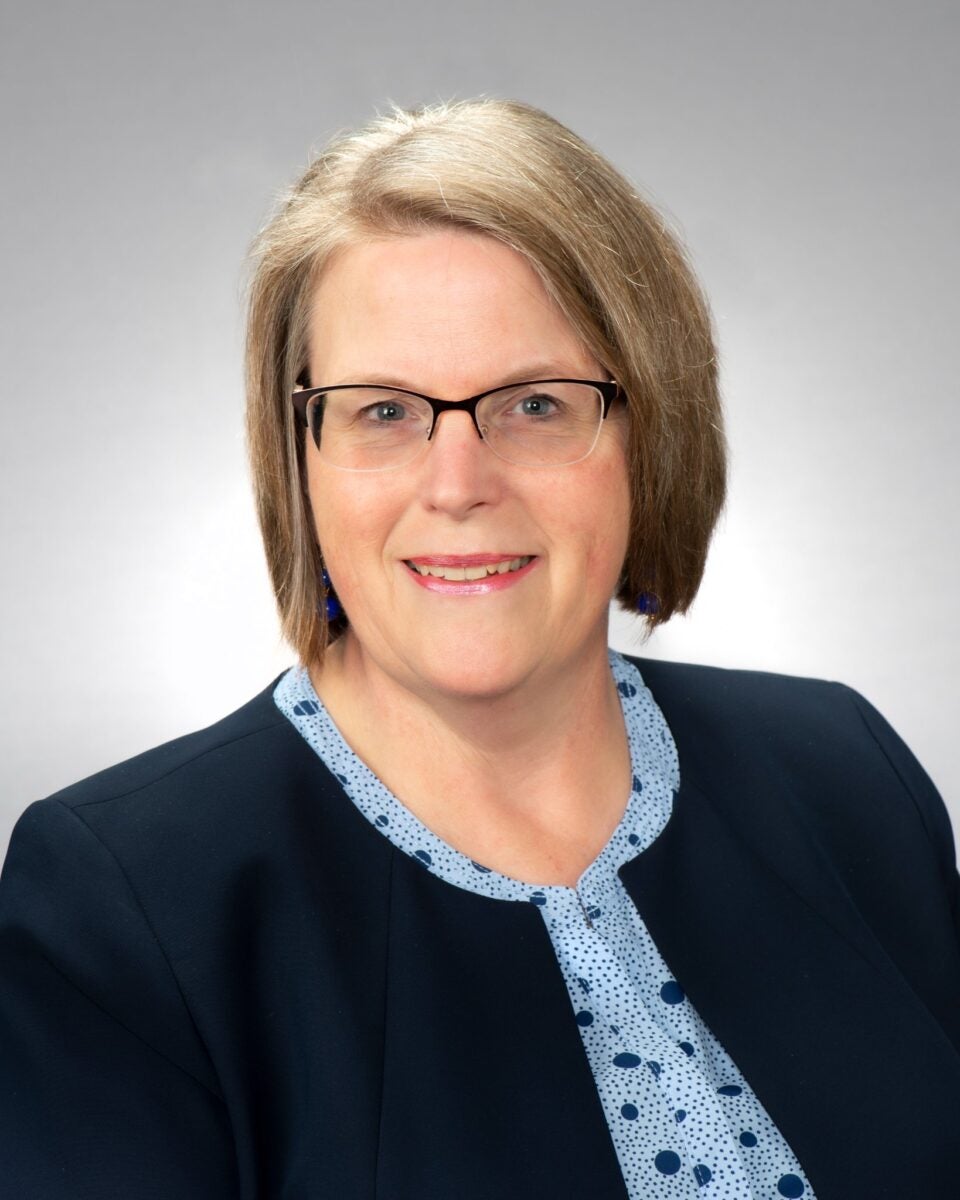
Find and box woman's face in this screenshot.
[305,228,632,700]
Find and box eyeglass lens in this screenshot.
[306,382,605,470]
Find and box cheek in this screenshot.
[542,466,630,597]
[307,467,400,582]
[583,453,632,571]
[587,512,630,586]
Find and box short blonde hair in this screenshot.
[245,98,725,668]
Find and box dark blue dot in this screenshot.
[693,1164,712,1186]
[529,891,547,906]
[575,1010,593,1026]
[675,1109,686,1122]
[632,774,644,793]
[613,1052,642,1069]
[413,849,432,866]
[679,1041,695,1056]
[374,814,389,827]
[718,1084,742,1097]
[618,680,637,698]
[646,1060,661,1078]
[660,980,685,1005]
[739,1131,757,1147]
[470,860,491,872]
[654,1151,681,1175]
[777,1176,805,1198]
[577,976,591,994]
[628,832,640,846]
[621,1103,638,1120]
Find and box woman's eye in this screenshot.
[362,402,408,422]
[516,393,560,417]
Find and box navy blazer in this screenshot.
[1,656,958,1199]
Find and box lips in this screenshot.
[402,554,539,594]
[405,556,533,581]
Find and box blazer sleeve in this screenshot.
[843,685,960,943]
[0,798,240,1199]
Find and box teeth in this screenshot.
[409,556,531,581]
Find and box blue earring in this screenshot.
[635,591,659,615]
[320,568,342,621]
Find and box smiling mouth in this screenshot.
[404,556,534,581]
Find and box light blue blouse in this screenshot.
[273,650,815,1200]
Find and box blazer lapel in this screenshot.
[619,775,960,1199]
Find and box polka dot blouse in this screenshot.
[274,650,815,1200]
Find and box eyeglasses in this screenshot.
[292,378,623,471]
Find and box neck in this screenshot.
[308,630,632,886]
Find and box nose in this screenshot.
[417,408,502,519]
[426,398,486,443]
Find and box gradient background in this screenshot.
[2,1,957,857]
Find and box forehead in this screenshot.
[306,229,597,391]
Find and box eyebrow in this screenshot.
[325,361,592,392]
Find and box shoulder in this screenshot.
[0,673,300,1095]
[627,653,856,738]
[626,653,957,897]
[27,668,349,853]
[625,651,926,796]
[626,653,909,782]
[0,668,361,1088]
[3,668,350,915]
[49,670,296,812]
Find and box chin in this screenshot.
[402,639,538,702]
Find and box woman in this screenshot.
[1,99,957,1199]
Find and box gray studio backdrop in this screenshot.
[2,1,958,856]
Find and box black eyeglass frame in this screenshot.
[292,378,623,451]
